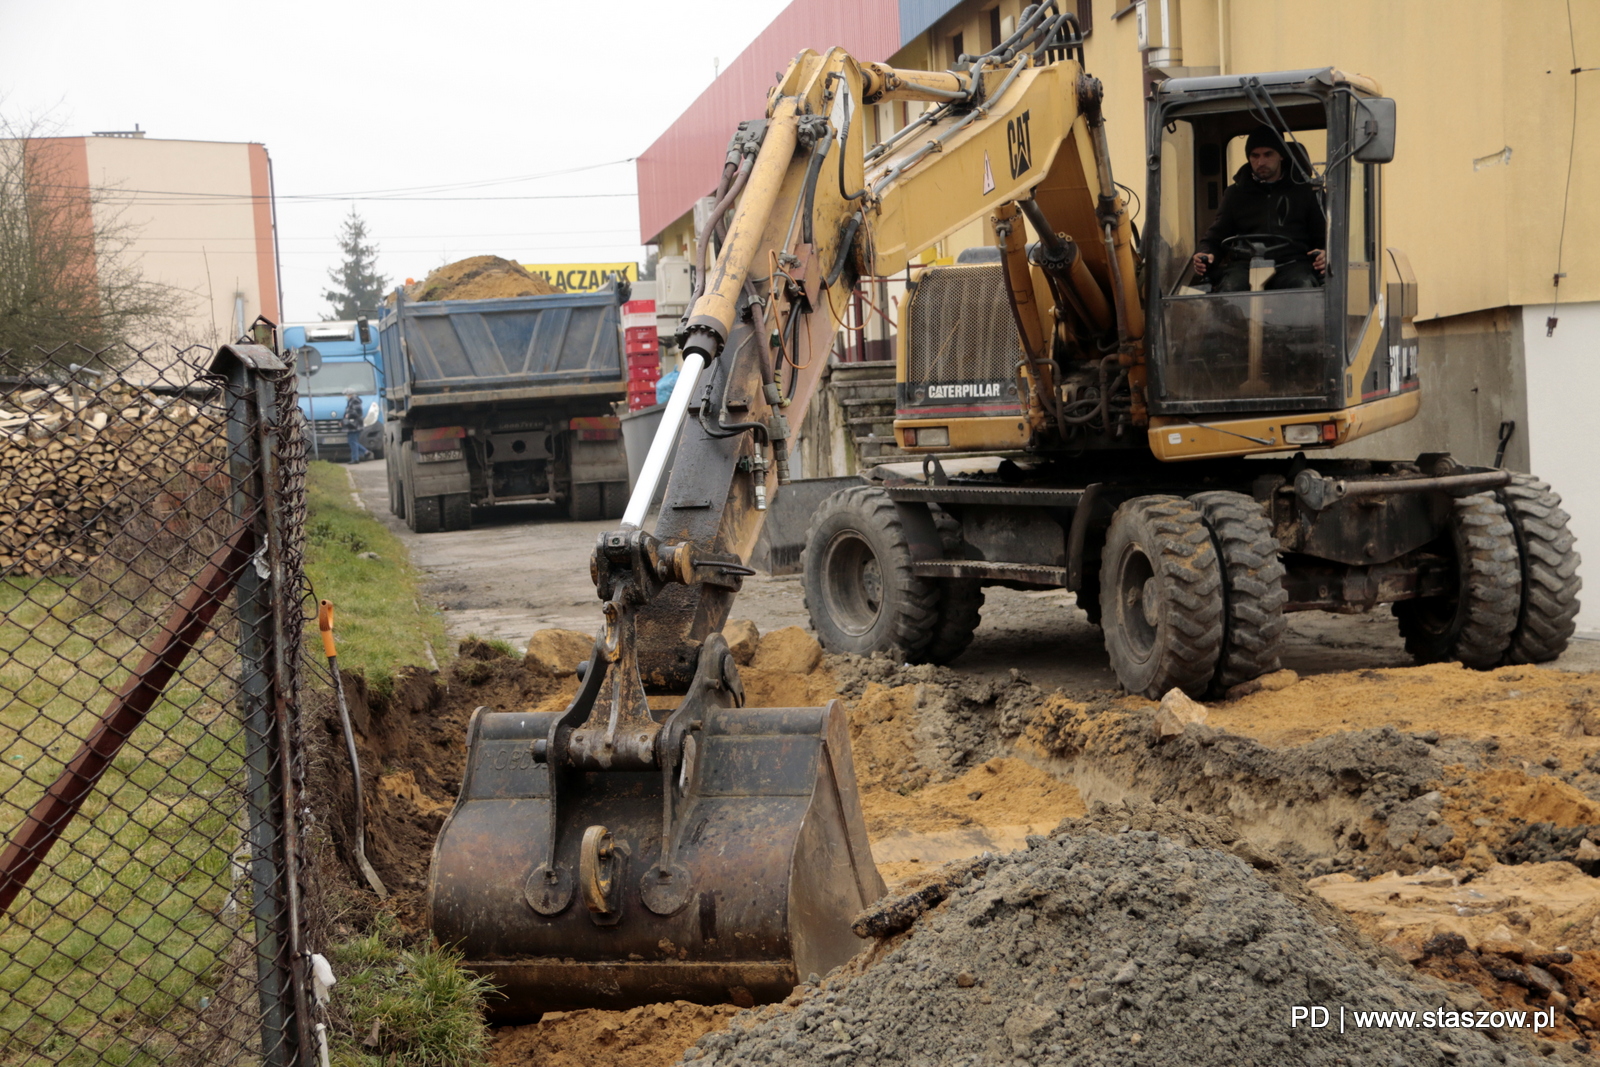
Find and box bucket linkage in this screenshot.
[428,527,886,1018]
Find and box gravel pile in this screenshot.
[682,814,1559,1067]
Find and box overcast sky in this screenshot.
[0,0,790,322]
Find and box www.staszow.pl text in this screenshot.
[1292,1006,1557,1032]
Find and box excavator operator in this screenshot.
[1191,124,1327,292]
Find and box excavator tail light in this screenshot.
[1284,424,1319,445]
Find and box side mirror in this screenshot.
[1353,97,1395,164]
[357,315,371,344]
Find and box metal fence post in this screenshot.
[215,343,307,1067]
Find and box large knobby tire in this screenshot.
[441,493,472,532]
[913,505,985,666]
[1497,473,1582,664]
[803,486,938,659]
[1099,495,1225,699]
[1189,491,1287,694]
[1393,491,1519,669]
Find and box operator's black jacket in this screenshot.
[1197,163,1325,263]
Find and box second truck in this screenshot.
[377,283,632,531]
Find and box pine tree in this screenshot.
[321,208,388,319]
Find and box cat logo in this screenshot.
[1007,110,1033,180]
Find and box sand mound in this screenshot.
[406,255,562,301]
[680,826,1550,1066]
[492,1002,741,1067]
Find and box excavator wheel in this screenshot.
[1393,491,1520,669]
[912,505,985,666]
[803,486,938,659]
[1189,491,1287,695]
[1099,495,1224,699]
[1496,473,1582,664]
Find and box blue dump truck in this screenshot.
[377,283,630,532]
[284,318,385,461]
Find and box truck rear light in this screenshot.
[914,426,949,447]
[902,428,915,446]
[1322,422,1339,441]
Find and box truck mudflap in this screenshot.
[427,635,885,1020]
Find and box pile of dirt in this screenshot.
[318,637,576,924]
[311,621,1600,1061]
[678,817,1569,1066]
[404,255,562,302]
[492,1003,742,1067]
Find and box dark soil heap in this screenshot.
[681,814,1565,1067]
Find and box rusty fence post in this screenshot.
[215,343,311,1067]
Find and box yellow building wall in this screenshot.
[904,0,1598,323]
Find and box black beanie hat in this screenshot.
[1245,124,1286,155]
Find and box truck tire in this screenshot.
[1497,473,1582,664]
[401,444,442,534]
[571,483,604,522]
[387,451,405,520]
[913,505,985,666]
[602,481,629,521]
[1099,495,1224,699]
[803,486,938,659]
[1393,491,1519,669]
[442,493,472,532]
[1189,490,1287,694]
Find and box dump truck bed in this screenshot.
[379,288,625,408]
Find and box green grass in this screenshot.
[303,461,447,699]
[0,573,248,1066]
[323,914,495,1067]
[0,463,451,1065]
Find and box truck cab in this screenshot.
[284,318,385,460]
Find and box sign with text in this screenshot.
[523,262,638,293]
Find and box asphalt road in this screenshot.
[344,457,1597,692]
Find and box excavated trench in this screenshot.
[313,628,1600,1064]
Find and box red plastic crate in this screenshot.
[624,325,657,346]
[627,352,660,370]
[625,341,659,358]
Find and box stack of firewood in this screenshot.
[0,383,227,576]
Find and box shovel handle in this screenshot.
[317,600,337,659]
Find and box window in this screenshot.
[1076,0,1093,35]
[988,7,1002,51]
[297,360,376,397]
[950,31,964,63]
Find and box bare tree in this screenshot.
[0,112,192,375]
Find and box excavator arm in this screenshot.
[429,27,1140,1018]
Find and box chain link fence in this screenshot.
[0,341,316,1066]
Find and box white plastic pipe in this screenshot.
[622,352,706,529]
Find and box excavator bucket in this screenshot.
[427,635,886,1020]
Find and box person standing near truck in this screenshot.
[342,387,372,463]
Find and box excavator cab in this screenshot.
[1145,69,1410,440]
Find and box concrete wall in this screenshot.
[1522,299,1599,635]
[81,137,278,349]
[1337,307,1530,471]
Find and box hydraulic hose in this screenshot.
[691,157,754,309]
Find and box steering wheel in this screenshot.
[1222,233,1300,260]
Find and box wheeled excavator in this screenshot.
[428,6,1581,1020]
